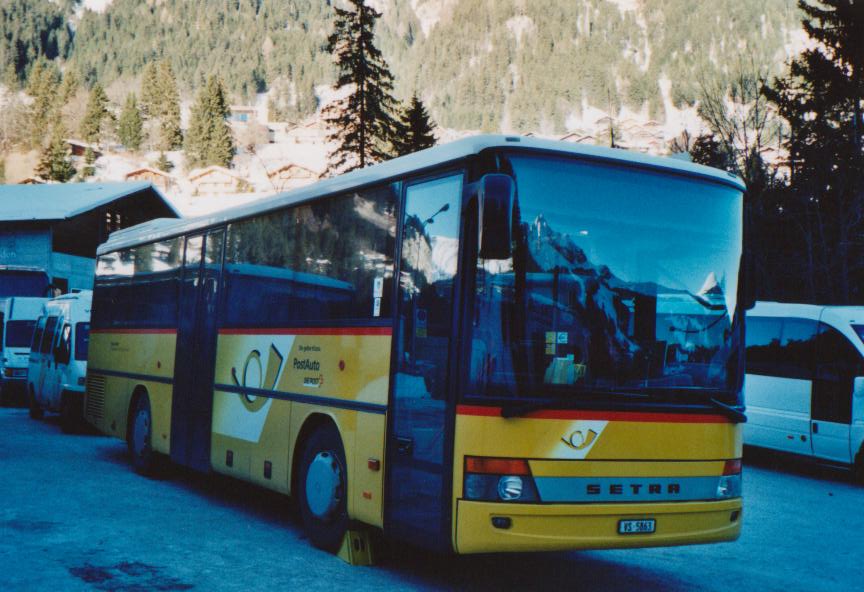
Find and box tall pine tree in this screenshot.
[118,93,143,151]
[139,62,159,119]
[36,122,75,182]
[185,75,234,169]
[156,61,183,151]
[80,83,112,146]
[323,0,399,174]
[25,58,60,149]
[394,94,436,157]
[764,0,864,303]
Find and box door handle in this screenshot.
[812,422,819,434]
[395,436,413,455]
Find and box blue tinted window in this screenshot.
[75,322,89,361]
[224,185,397,326]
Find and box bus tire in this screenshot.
[298,423,349,552]
[60,393,80,434]
[128,394,156,476]
[854,446,864,485]
[28,388,43,420]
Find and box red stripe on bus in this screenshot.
[90,328,177,335]
[456,405,730,423]
[219,327,393,336]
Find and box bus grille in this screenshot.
[85,375,106,422]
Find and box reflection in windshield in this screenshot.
[469,155,743,403]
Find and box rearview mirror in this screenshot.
[476,174,514,260]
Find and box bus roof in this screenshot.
[98,135,745,255]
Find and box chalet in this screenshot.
[0,182,179,292]
[560,133,596,144]
[125,167,176,193]
[284,119,328,145]
[266,163,320,192]
[188,166,249,196]
[65,140,102,158]
[229,105,258,125]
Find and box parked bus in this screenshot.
[85,136,746,556]
[744,301,864,478]
[0,296,49,404]
[0,266,50,298]
[28,291,92,431]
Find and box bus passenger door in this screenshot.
[811,322,854,463]
[386,174,463,550]
[172,230,224,471]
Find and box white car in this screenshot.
[0,297,49,405]
[28,291,92,432]
[744,301,864,479]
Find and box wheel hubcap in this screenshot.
[305,451,343,520]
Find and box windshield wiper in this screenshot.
[702,396,747,423]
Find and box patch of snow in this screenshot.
[506,15,535,47]
[605,0,639,14]
[411,0,459,38]
[79,0,113,14]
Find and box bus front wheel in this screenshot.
[128,395,156,475]
[298,424,348,552]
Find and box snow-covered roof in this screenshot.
[98,134,745,255]
[0,181,181,222]
[188,166,245,181]
[125,167,175,180]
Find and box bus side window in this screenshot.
[31,317,45,352]
[745,317,783,376]
[776,318,817,380]
[40,316,59,354]
[813,323,859,424]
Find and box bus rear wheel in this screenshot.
[60,393,80,434]
[128,395,156,475]
[298,424,348,552]
[28,388,43,420]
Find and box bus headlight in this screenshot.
[463,457,539,502]
[716,459,742,499]
[497,476,523,500]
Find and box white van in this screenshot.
[0,297,49,405]
[744,301,864,478]
[28,291,92,432]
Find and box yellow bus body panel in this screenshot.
[452,411,742,553]
[209,331,390,528]
[85,330,177,454]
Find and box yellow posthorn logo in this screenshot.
[231,344,284,412]
[562,429,598,450]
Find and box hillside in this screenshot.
[1,0,802,135]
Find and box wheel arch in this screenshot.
[125,384,150,445]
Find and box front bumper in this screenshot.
[455,498,741,554]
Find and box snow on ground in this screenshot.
[2,409,863,592]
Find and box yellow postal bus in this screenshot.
[85,135,746,555]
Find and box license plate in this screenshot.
[618,519,655,535]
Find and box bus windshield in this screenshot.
[0,270,49,298]
[468,154,743,405]
[6,320,37,348]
